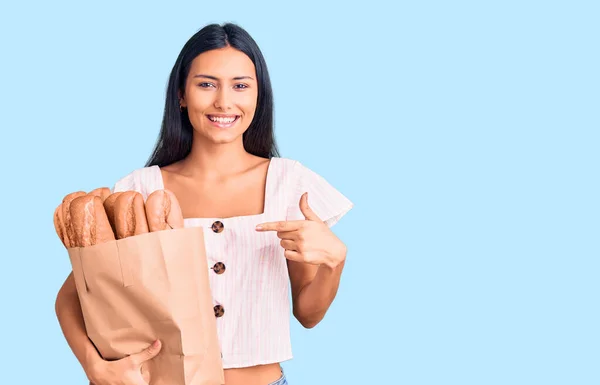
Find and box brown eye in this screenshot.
[199,82,216,88]
[234,84,248,90]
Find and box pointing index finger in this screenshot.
[256,220,303,232]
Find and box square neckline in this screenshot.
[152,157,276,223]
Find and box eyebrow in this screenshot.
[193,74,254,81]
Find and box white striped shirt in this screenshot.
[111,157,353,368]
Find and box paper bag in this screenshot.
[67,226,224,385]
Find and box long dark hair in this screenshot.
[145,23,279,168]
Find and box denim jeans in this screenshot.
[268,370,288,385]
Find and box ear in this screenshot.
[178,89,186,107]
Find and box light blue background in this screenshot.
[0,1,598,384]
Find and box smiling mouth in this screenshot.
[207,115,240,124]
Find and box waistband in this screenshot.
[268,370,288,385]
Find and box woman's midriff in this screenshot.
[223,363,282,385]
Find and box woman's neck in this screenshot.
[181,136,252,179]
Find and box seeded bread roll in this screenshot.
[103,192,123,236]
[88,187,111,202]
[61,191,87,248]
[53,203,67,247]
[145,189,184,231]
[69,195,116,247]
[113,191,149,239]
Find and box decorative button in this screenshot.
[212,262,226,274]
[214,304,225,317]
[211,221,224,233]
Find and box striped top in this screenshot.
[111,157,353,368]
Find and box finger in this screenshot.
[283,249,303,262]
[280,239,298,251]
[256,220,304,232]
[285,250,322,265]
[134,372,150,385]
[276,230,299,240]
[299,192,322,222]
[129,339,162,367]
[141,362,151,384]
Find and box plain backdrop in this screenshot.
[0,1,598,384]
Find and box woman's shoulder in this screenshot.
[270,157,308,187]
[273,156,325,179]
[279,156,354,227]
[273,157,345,189]
[272,156,302,172]
[111,165,160,197]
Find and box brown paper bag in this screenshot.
[67,226,224,385]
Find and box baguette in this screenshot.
[88,187,111,202]
[69,195,115,247]
[145,189,184,231]
[113,191,149,239]
[61,191,86,248]
[103,192,123,237]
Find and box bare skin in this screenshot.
[55,45,347,385]
[55,273,159,385]
[161,158,348,385]
[160,158,283,385]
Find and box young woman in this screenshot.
[55,23,353,385]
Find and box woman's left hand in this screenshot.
[255,192,347,269]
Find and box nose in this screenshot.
[214,88,233,111]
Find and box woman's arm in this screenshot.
[287,254,346,329]
[257,193,349,329]
[55,272,104,380]
[56,272,163,385]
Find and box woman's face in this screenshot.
[180,46,258,145]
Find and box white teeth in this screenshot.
[209,116,237,123]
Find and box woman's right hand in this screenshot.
[88,340,162,385]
